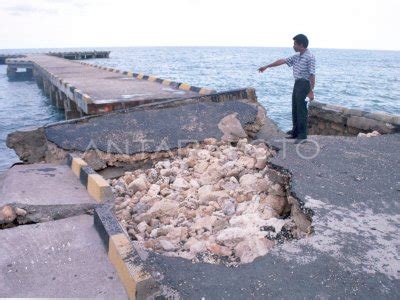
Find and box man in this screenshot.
[258,34,316,144]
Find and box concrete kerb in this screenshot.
[94,205,163,300]
[66,153,114,203]
[76,60,216,95]
[66,153,163,299]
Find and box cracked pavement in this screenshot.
[137,133,400,299]
[0,164,127,298]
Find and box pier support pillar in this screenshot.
[49,86,56,105]
[26,68,33,79]
[7,67,33,81]
[46,81,52,97]
[6,66,17,79]
[55,92,66,110]
[49,87,61,108]
[34,69,44,89]
[43,80,49,96]
[64,97,82,120]
[54,91,61,108]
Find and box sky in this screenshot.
[0,0,399,51]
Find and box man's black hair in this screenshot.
[293,34,309,48]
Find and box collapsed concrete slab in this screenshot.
[7,89,280,171]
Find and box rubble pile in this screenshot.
[112,138,312,266]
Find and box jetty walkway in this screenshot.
[6,53,215,119]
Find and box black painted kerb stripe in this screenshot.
[94,205,124,251]
[79,165,96,188]
[190,86,201,93]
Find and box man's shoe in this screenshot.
[286,129,296,139]
[294,138,307,144]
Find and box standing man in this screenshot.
[258,34,316,144]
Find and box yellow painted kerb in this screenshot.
[199,88,213,95]
[179,83,191,91]
[148,76,157,82]
[109,234,136,300]
[162,79,171,86]
[71,158,87,177]
[87,174,109,203]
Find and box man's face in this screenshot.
[293,41,302,52]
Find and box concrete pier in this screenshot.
[0,54,25,65]
[6,54,215,119]
[5,59,34,81]
[0,51,109,65]
[48,50,110,60]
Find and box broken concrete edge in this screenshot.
[0,202,96,228]
[66,153,114,203]
[309,101,400,136]
[76,60,216,96]
[41,87,258,129]
[5,88,263,167]
[266,160,313,220]
[94,204,167,300]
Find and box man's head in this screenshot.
[293,34,309,52]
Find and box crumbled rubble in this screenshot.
[357,130,381,138]
[0,205,26,229]
[112,138,312,266]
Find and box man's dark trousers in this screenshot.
[291,78,311,139]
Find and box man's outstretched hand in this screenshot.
[258,66,267,73]
[307,90,315,101]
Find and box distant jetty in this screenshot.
[0,50,109,65]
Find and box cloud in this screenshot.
[0,0,101,17]
[3,4,59,16]
[43,0,92,9]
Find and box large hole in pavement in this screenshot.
[111,138,313,266]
